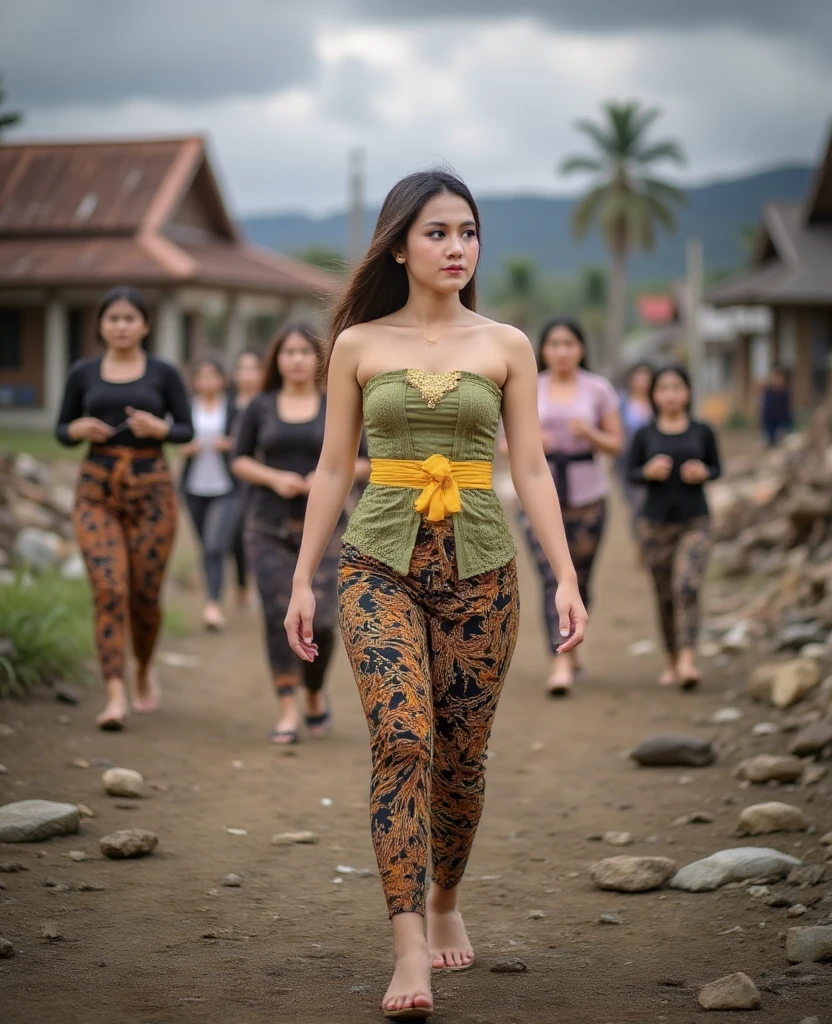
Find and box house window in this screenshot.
[0,309,23,368]
[68,308,85,365]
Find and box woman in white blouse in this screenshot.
[180,359,237,630]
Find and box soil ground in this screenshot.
[1,476,830,1024]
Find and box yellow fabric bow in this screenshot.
[413,454,463,522]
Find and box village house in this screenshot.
[0,136,339,429]
[707,123,832,419]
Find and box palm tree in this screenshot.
[0,75,22,140]
[560,101,686,371]
[493,257,539,334]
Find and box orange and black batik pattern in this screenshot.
[636,514,712,654]
[73,453,177,682]
[338,519,519,918]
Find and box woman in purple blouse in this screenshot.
[521,318,623,696]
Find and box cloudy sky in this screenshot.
[2,1,830,215]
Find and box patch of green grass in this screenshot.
[163,604,190,639]
[0,429,82,463]
[0,572,95,697]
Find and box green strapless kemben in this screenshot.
[343,369,517,579]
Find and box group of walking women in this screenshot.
[56,168,722,1020]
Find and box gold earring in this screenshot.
[395,255,405,264]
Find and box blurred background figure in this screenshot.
[232,325,354,744]
[760,366,793,448]
[617,362,654,551]
[627,365,722,691]
[522,317,623,697]
[180,358,238,632]
[55,286,193,730]
[229,349,265,608]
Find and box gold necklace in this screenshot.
[420,324,449,346]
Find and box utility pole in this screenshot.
[685,237,704,416]
[348,146,365,260]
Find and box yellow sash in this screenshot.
[369,453,492,522]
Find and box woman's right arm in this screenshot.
[286,333,365,659]
[231,398,306,496]
[55,363,113,445]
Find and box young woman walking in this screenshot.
[284,171,587,1020]
[617,362,653,518]
[522,318,622,696]
[232,326,357,743]
[627,365,722,690]
[180,358,238,631]
[228,350,264,607]
[56,286,193,730]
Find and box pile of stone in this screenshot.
[705,406,832,655]
[0,451,81,579]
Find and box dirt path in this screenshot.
[1,490,830,1023]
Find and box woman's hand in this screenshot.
[125,407,170,440]
[271,470,307,499]
[68,417,115,443]
[212,435,234,453]
[643,454,673,480]
[285,584,318,662]
[568,418,594,441]
[680,459,709,484]
[180,440,201,458]
[554,578,588,653]
[302,470,316,494]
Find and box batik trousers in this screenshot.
[520,498,605,654]
[73,451,176,682]
[338,519,520,917]
[636,515,712,654]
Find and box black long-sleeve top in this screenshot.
[55,356,193,450]
[627,420,722,522]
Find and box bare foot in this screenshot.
[203,603,226,631]
[132,666,161,713]
[657,669,679,687]
[427,890,474,970]
[382,949,433,1018]
[96,679,128,730]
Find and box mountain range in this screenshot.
[242,165,813,284]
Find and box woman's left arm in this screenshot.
[501,329,587,651]
[703,424,722,481]
[162,364,195,443]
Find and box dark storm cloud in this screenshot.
[1,0,319,106]
[358,0,832,38]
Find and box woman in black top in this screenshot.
[56,286,193,730]
[627,365,721,690]
[232,324,367,744]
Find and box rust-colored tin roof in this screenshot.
[0,136,338,297]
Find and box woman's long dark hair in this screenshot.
[325,170,481,375]
[96,285,151,342]
[649,363,693,415]
[263,322,324,393]
[536,317,589,372]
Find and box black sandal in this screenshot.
[269,728,298,745]
[305,704,332,737]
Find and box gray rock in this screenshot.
[49,484,75,518]
[271,830,319,845]
[670,847,802,892]
[799,1017,820,1024]
[59,552,86,581]
[11,528,63,572]
[820,831,832,846]
[603,831,633,847]
[789,720,832,757]
[490,958,528,973]
[41,921,63,941]
[0,937,15,958]
[222,873,243,887]
[787,904,808,917]
[102,768,145,799]
[735,754,804,784]
[66,850,93,863]
[698,971,761,1011]
[787,926,832,963]
[737,802,808,836]
[630,734,715,768]
[752,721,780,736]
[776,622,827,651]
[787,864,827,887]
[99,829,158,859]
[711,707,743,724]
[15,452,48,484]
[598,912,623,925]
[0,800,80,843]
[590,856,677,892]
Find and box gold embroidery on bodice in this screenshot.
[405,369,462,409]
